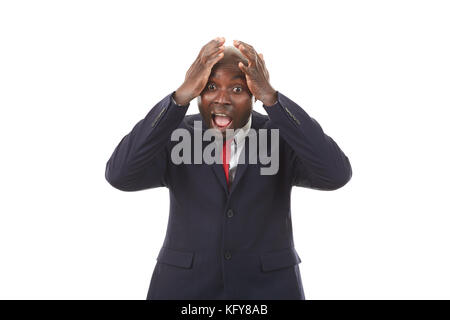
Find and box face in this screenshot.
[197,60,253,138]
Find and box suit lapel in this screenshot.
[211,162,229,195]
[228,136,250,196]
[229,111,264,196]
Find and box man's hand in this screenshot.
[173,37,226,106]
[233,40,277,106]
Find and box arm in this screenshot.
[105,91,189,191]
[105,37,227,191]
[263,91,352,190]
[230,39,351,190]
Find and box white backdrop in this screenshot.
[1,0,449,299]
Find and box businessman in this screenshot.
[105,37,352,299]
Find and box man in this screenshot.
[105,37,352,300]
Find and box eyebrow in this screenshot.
[210,74,245,81]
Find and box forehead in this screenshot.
[209,65,246,81]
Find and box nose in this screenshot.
[213,89,232,105]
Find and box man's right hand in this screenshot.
[173,37,225,106]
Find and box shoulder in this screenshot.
[179,113,203,131]
[250,109,270,129]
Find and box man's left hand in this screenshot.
[233,40,277,106]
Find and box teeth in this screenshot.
[214,113,228,117]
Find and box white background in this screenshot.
[1,0,449,299]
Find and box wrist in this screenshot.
[173,87,193,106]
[260,89,278,107]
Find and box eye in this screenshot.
[233,86,243,93]
[207,83,216,90]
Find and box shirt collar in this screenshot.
[233,114,252,146]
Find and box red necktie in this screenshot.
[222,139,232,188]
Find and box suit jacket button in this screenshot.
[224,251,232,260]
[227,209,234,218]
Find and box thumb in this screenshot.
[238,61,249,74]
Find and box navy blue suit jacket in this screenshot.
[105,90,352,300]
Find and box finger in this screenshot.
[214,44,225,53]
[233,40,252,57]
[207,37,225,46]
[207,51,224,66]
[257,52,267,71]
[206,38,224,52]
[264,68,270,81]
[233,39,254,50]
[233,40,257,65]
[238,61,249,74]
[203,45,225,63]
[206,45,224,57]
[258,53,266,69]
[255,52,269,79]
[211,37,225,47]
[201,37,225,56]
[237,40,254,50]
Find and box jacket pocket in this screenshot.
[260,247,301,272]
[156,246,194,269]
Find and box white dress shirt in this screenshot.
[228,115,252,185]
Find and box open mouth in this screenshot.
[211,113,233,130]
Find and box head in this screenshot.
[197,46,253,137]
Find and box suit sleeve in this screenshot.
[263,91,352,190]
[105,91,189,191]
